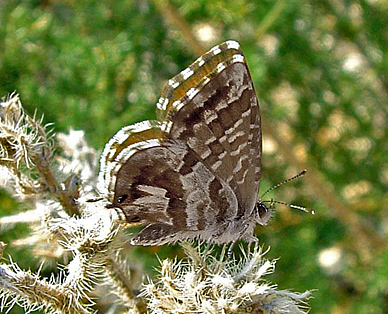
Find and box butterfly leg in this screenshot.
[247,241,253,253]
[204,241,213,254]
[227,241,235,258]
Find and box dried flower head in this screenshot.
[142,243,311,313]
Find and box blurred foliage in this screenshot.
[0,0,387,313]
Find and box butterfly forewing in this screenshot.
[99,40,263,245]
[157,41,262,220]
[164,62,262,242]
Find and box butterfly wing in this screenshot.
[157,40,262,220]
[99,41,263,245]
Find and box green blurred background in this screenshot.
[1,0,387,313]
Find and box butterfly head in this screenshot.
[258,170,314,218]
[255,199,272,226]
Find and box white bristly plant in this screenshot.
[0,94,311,313]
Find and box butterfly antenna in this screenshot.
[260,169,307,199]
[262,199,315,214]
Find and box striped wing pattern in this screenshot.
[98,41,267,245]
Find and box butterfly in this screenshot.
[98,40,271,245]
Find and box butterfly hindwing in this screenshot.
[112,140,239,245]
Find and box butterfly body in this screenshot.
[99,41,271,245]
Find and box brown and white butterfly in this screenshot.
[98,40,271,245]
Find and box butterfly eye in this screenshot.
[117,194,128,204]
[256,201,271,226]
